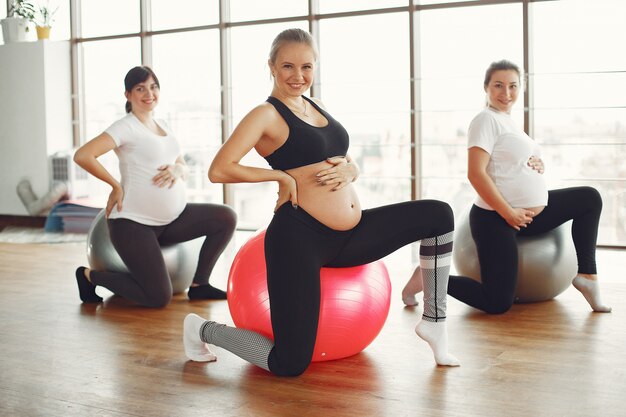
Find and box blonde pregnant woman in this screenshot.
[183,28,461,376]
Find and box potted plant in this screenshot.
[1,0,36,43]
[35,1,59,40]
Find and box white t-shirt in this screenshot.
[467,108,548,211]
[105,113,186,225]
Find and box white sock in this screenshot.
[572,276,612,313]
[402,266,423,307]
[415,320,460,367]
[184,313,218,362]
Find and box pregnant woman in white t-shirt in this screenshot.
[73,66,236,307]
[446,60,611,314]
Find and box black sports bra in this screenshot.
[263,96,349,171]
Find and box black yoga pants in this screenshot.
[264,199,454,376]
[447,186,602,314]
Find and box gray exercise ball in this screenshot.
[86,209,201,294]
[452,208,577,303]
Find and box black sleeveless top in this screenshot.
[264,96,349,170]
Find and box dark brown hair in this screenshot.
[124,66,160,113]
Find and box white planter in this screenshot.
[1,17,31,43]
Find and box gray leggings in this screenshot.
[90,203,236,307]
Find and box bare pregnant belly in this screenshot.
[286,161,362,231]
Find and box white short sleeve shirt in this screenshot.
[105,113,186,225]
[468,108,548,210]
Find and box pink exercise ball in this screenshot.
[227,229,392,362]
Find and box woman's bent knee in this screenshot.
[582,186,602,210]
[416,199,454,234]
[144,290,172,308]
[268,352,312,377]
[220,205,238,229]
[484,300,513,315]
[271,361,310,377]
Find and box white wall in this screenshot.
[0,40,73,215]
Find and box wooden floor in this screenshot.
[1,240,625,417]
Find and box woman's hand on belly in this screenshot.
[527,156,545,174]
[503,206,545,231]
[504,207,535,231]
[315,156,357,191]
[286,161,361,230]
[525,205,545,217]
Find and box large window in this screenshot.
[81,38,141,140]
[319,12,411,209]
[150,0,218,30]
[419,3,523,217]
[230,21,309,228]
[48,0,71,41]
[229,0,307,22]
[318,0,405,14]
[80,38,141,200]
[80,0,139,38]
[65,0,625,246]
[152,30,223,204]
[531,0,626,246]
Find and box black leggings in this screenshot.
[90,203,236,307]
[447,186,602,314]
[264,199,454,376]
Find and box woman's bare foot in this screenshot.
[402,266,423,306]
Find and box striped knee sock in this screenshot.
[415,231,459,366]
[419,231,453,322]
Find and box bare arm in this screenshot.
[73,133,123,217]
[209,105,297,210]
[73,133,118,188]
[468,147,535,231]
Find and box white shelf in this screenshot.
[0,40,73,215]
